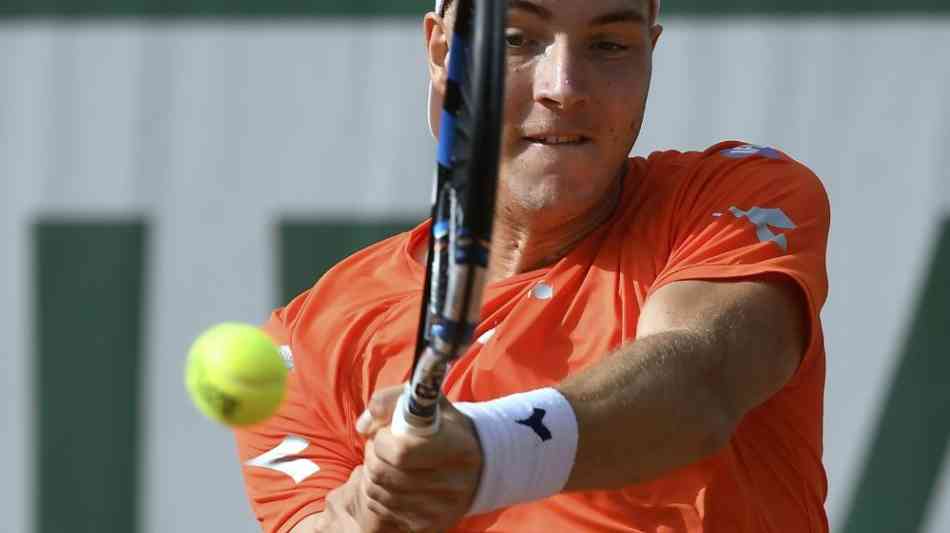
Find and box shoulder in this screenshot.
[629,141,829,220]
[638,140,822,183]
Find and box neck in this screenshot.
[486,173,623,283]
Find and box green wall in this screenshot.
[842,217,950,533]
[34,221,147,533]
[280,220,417,303]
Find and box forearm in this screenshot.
[558,328,737,492]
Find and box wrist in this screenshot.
[455,387,579,516]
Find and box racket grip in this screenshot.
[392,384,441,437]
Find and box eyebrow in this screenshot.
[589,8,647,27]
[508,1,647,27]
[508,0,552,20]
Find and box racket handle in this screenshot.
[392,384,441,437]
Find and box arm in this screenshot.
[235,305,365,533]
[559,275,807,491]
[290,515,322,533]
[342,275,810,533]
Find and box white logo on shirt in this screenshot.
[245,435,319,484]
[721,144,782,160]
[476,328,497,344]
[532,282,554,300]
[715,207,797,252]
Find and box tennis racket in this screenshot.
[392,0,506,437]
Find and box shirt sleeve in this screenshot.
[649,143,831,376]
[233,299,362,533]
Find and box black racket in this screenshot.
[393,0,506,436]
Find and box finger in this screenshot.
[323,480,357,532]
[375,409,480,470]
[371,425,438,470]
[357,385,405,436]
[363,487,452,532]
[334,466,364,518]
[362,440,474,533]
[358,471,418,532]
[363,439,456,495]
[360,470,455,533]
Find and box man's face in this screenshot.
[495,0,660,211]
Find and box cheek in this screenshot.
[600,72,650,135]
[503,67,535,125]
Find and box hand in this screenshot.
[312,467,364,532]
[353,385,484,532]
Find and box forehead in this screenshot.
[511,0,650,10]
[443,0,654,24]
[511,0,656,31]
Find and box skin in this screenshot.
[293,1,809,531]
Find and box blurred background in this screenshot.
[1,1,948,532]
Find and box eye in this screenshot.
[506,30,526,48]
[593,41,628,52]
[505,30,538,50]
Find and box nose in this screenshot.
[534,37,588,111]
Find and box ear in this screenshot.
[650,24,663,50]
[424,13,450,98]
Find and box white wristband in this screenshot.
[455,388,579,516]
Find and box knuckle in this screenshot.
[369,396,387,418]
[364,495,406,530]
[365,459,392,488]
[364,478,397,508]
[390,441,417,467]
[369,387,401,417]
[364,496,389,518]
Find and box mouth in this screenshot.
[523,134,592,146]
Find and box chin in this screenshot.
[501,170,605,213]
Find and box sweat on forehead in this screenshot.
[436,0,661,20]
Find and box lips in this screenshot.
[524,134,591,146]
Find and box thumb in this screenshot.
[356,384,404,436]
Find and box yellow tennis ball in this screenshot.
[185,323,288,427]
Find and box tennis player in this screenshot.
[235,0,831,531]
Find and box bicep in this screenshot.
[637,276,808,417]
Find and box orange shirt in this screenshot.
[235,141,830,533]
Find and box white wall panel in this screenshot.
[1,17,948,533]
